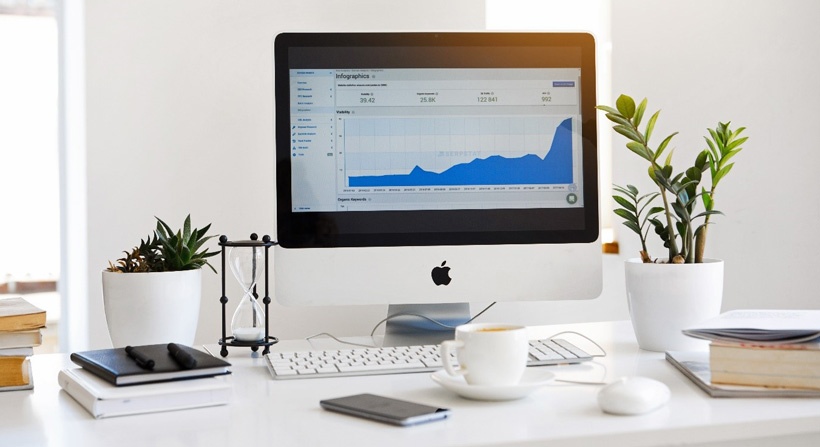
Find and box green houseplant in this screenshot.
[599,94,747,264]
[102,215,219,347]
[106,215,219,273]
[599,94,748,351]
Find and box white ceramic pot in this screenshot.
[625,258,723,352]
[102,269,202,347]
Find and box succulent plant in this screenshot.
[599,94,747,264]
[107,234,163,272]
[106,215,219,273]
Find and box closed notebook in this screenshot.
[58,367,231,419]
[70,344,231,386]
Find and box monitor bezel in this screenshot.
[274,32,598,249]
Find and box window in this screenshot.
[0,0,60,351]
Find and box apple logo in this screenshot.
[431,261,452,286]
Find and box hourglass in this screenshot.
[229,243,265,342]
[217,234,278,357]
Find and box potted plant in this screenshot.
[599,94,747,351]
[102,215,219,347]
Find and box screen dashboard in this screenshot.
[274,33,598,248]
[291,67,583,213]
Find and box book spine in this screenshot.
[57,370,101,418]
[710,346,820,374]
[69,353,119,385]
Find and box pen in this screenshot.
[167,343,198,369]
[125,345,155,370]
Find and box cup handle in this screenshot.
[440,340,465,377]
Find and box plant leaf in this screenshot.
[614,208,638,223]
[596,105,621,116]
[656,132,678,160]
[614,125,644,143]
[633,98,647,128]
[606,113,632,128]
[613,184,634,196]
[685,166,702,183]
[701,189,713,211]
[626,141,652,160]
[644,110,660,143]
[713,163,734,186]
[693,210,724,219]
[725,136,748,152]
[622,220,643,236]
[695,150,709,170]
[616,94,636,119]
[647,206,665,216]
[613,195,636,212]
[182,214,191,242]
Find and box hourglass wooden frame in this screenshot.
[217,234,278,357]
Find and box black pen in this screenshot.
[167,343,198,370]
[125,345,155,370]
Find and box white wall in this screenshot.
[66,0,820,350]
[71,0,486,350]
[609,0,820,312]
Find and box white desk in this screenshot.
[2,321,819,447]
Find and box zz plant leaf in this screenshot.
[599,94,747,263]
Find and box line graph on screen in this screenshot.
[344,116,574,187]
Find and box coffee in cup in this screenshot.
[440,323,528,386]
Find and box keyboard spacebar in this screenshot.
[337,362,429,373]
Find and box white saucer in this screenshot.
[431,369,555,401]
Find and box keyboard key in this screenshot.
[338,362,427,373]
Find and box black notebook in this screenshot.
[70,344,231,386]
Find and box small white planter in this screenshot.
[102,269,202,347]
[625,258,723,352]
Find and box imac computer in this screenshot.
[273,32,601,345]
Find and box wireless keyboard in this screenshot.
[265,338,592,379]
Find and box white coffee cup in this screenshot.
[440,323,529,386]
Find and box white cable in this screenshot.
[544,330,607,358]
[305,332,376,348]
[368,302,497,337]
[306,302,498,348]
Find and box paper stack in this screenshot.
[0,297,46,392]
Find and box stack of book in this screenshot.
[0,297,46,392]
[670,309,820,396]
[60,343,233,418]
[709,339,819,390]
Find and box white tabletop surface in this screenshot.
[2,320,820,447]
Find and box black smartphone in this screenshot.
[320,393,451,427]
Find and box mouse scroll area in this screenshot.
[597,376,671,415]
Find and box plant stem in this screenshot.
[695,226,707,263]
[694,185,717,263]
[657,180,680,260]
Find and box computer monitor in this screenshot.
[273,32,601,345]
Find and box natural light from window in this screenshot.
[0,13,59,280]
[0,6,60,351]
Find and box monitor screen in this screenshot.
[273,33,601,317]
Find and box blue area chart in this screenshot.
[348,118,573,187]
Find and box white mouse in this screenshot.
[597,376,671,415]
